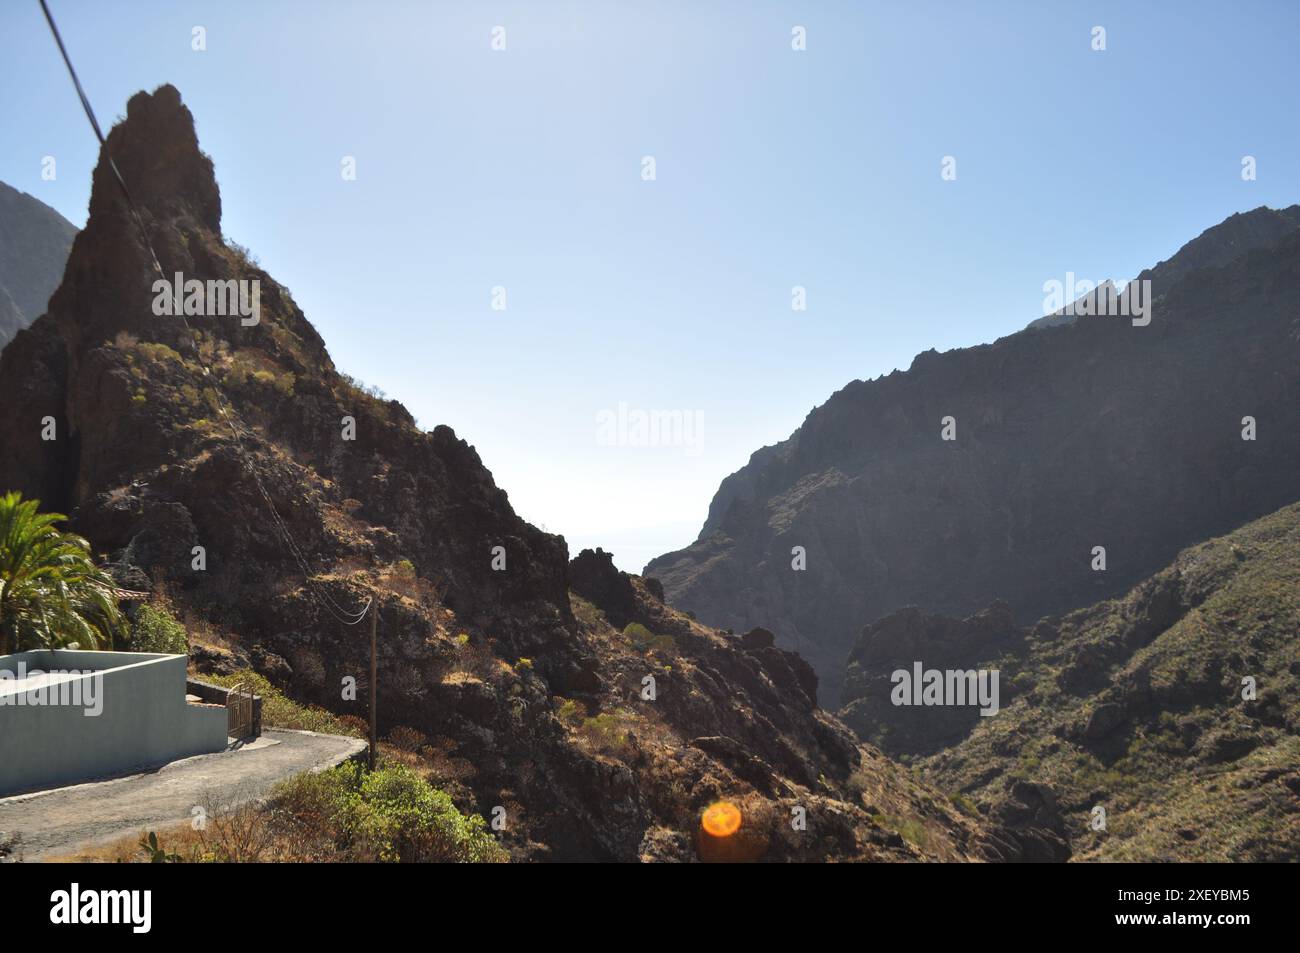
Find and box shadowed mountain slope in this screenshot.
[0,181,78,353]
[647,206,1300,704]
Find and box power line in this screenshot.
[39,0,371,627]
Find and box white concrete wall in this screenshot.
[0,649,228,795]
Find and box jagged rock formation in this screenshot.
[1026,207,1300,331]
[569,547,639,627]
[0,85,1026,861]
[0,181,78,353]
[906,501,1300,861]
[647,205,1300,704]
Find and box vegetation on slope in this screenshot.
[923,502,1300,861]
[53,762,505,864]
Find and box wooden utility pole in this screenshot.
[368,603,377,771]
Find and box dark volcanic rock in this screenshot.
[647,205,1300,704]
[249,645,293,686]
[568,547,637,626]
[1082,702,1125,742]
[985,780,1072,863]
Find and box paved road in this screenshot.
[0,729,366,861]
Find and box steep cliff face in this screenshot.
[892,502,1300,862]
[0,181,78,353]
[0,85,1024,861]
[647,207,1300,704]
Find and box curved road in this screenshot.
[0,729,366,861]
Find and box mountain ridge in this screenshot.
[647,204,1300,704]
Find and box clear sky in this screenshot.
[3,1,1298,572]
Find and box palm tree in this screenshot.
[0,491,123,655]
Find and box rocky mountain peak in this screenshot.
[89,84,221,234]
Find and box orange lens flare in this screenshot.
[701,801,743,838]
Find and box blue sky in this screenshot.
[3,1,1298,572]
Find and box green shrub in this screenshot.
[621,622,674,654]
[555,697,583,727]
[357,766,503,862]
[948,793,979,817]
[578,710,639,754]
[870,813,931,849]
[138,831,182,863]
[136,341,183,364]
[129,603,189,654]
[252,368,289,390]
[895,817,931,848]
[272,764,505,863]
[622,622,653,649]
